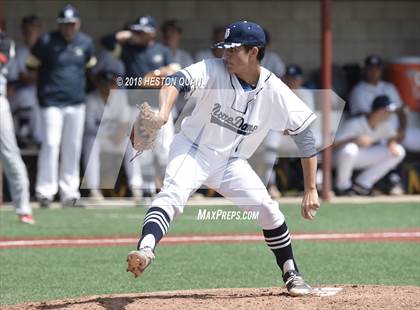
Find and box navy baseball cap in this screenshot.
[57,5,80,24]
[285,65,303,77]
[214,21,266,48]
[371,95,398,112]
[130,16,156,33]
[365,54,383,67]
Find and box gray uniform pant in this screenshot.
[0,95,31,214]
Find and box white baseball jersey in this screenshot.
[177,58,316,159]
[335,115,397,144]
[264,88,315,151]
[349,81,402,115]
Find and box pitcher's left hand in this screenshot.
[301,189,320,220]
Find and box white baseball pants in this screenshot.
[334,142,406,190]
[82,133,144,189]
[36,104,85,201]
[135,107,174,192]
[151,133,285,230]
[0,95,32,214]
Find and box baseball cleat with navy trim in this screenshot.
[283,270,312,296]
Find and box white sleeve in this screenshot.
[272,83,317,135]
[349,85,369,115]
[179,59,211,99]
[334,119,357,143]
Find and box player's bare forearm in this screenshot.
[158,84,179,124]
[301,156,317,191]
[115,30,132,42]
[300,156,320,220]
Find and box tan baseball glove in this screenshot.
[129,102,165,161]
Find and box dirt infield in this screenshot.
[4,285,419,310]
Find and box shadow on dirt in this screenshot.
[36,290,290,310]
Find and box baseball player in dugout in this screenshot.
[333,95,406,196]
[160,19,194,70]
[349,55,407,195]
[349,55,407,144]
[26,4,97,208]
[101,15,181,89]
[127,21,320,296]
[82,57,130,201]
[101,15,178,197]
[7,15,43,147]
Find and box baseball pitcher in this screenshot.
[126,21,320,296]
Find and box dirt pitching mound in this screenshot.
[4,285,420,310]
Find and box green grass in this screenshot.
[0,242,419,305]
[0,202,419,305]
[0,202,419,238]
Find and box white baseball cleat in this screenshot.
[284,270,312,297]
[126,247,155,278]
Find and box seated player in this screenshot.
[333,95,406,196]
